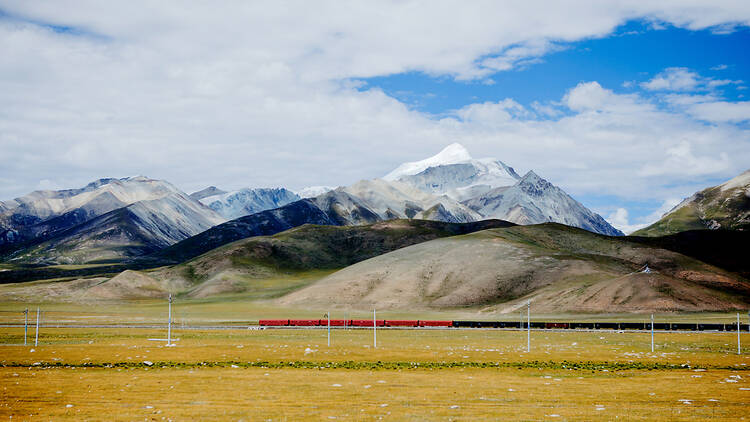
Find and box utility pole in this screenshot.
[327,311,331,347]
[650,314,654,353]
[34,307,40,347]
[526,300,530,353]
[167,293,172,347]
[373,309,377,348]
[738,313,741,355]
[23,308,28,346]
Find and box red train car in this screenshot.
[385,320,419,327]
[325,319,351,327]
[259,319,289,326]
[351,319,385,327]
[418,320,453,327]
[544,322,569,329]
[289,319,320,326]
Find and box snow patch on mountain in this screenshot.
[295,186,336,198]
[200,188,300,220]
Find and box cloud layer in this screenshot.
[1,1,749,233]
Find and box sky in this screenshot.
[0,1,749,233]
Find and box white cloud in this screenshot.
[641,67,742,92]
[0,0,749,218]
[685,100,750,123]
[711,64,729,71]
[641,67,702,91]
[638,141,730,177]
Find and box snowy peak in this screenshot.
[383,143,473,181]
[388,144,520,202]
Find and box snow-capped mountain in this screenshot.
[386,143,521,201]
[387,144,623,236]
[295,186,336,198]
[0,176,226,264]
[464,171,623,236]
[200,188,300,220]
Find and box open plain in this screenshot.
[2,318,749,420]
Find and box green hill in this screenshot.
[634,169,750,236]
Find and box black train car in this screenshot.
[698,323,725,331]
[670,323,698,331]
[620,322,646,330]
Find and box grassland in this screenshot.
[1,327,749,420]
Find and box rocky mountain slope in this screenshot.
[388,144,622,236]
[199,187,300,220]
[8,191,225,265]
[464,171,623,236]
[280,224,749,313]
[339,179,480,223]
[634,169,750,236]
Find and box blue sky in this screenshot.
[360,21,749,115]
[0,2,749,233]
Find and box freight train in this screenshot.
[259,319,749,331]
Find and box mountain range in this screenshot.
[0,144,671,266]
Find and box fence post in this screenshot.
[23,309,28,346]
[34,307,40,347]
[738,313,742,355]
[526,301,530,353]
[651,314,654,353]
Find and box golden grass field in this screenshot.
[1,325,749,420]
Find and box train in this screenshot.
[259,319,749,331]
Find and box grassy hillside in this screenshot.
[155,219,515,298]
[280,223,750,313]
[0,219,515,301]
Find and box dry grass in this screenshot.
[1,328,749,420]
